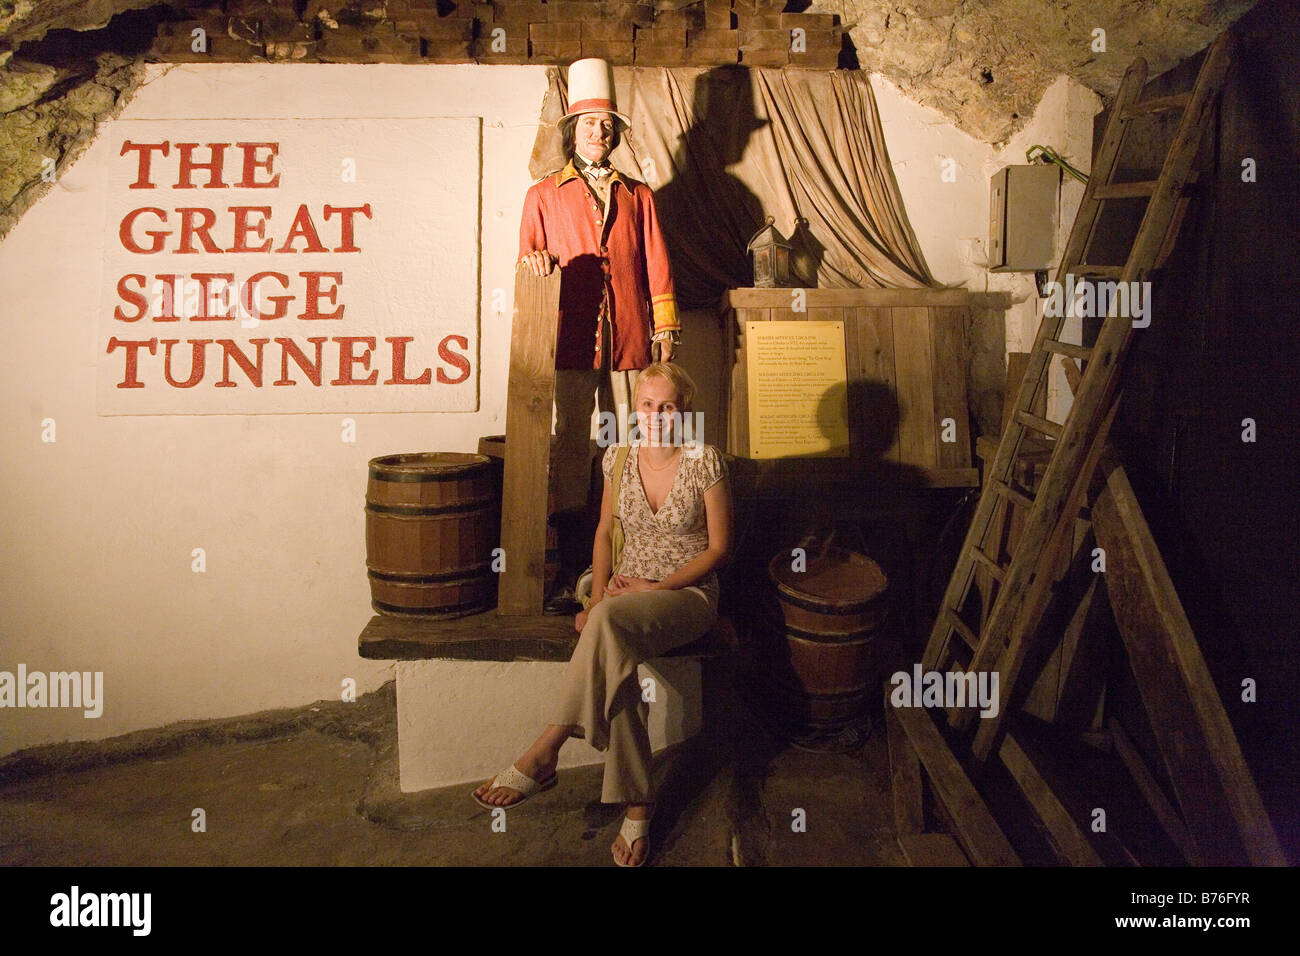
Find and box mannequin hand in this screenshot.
[519,250,557,276]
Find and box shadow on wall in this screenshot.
[651,65,831,291]
[652,65,767,307]
[732,377,926,496]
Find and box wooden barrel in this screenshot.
[476,435,506,553]
[761,546,890,732]
[365,452,497,618]
[476,435,560,593]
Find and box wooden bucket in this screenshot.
[762,545,890,732]
[365,452,496,618]
[476,435,560,593]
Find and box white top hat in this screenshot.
[560,58,632,132]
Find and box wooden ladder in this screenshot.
[922,35,1234,761]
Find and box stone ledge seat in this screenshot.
[359,610,736,793]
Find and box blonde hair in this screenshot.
[635,361,696,411]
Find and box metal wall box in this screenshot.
[989,164,1060,272]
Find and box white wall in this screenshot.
[871,74,1100,430]
[875,73,1101,360]
[986,76,1102,421]
[0,63,1096,757]
[0,64,549,756]
[872,74,994,291]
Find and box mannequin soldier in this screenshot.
[518,58,681,597]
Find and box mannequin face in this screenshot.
[574,112,615,163]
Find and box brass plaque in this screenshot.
[745,320,850,459]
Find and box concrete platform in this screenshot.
[396,656,701,791]
[360,610,730,792]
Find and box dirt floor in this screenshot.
[0,656,905,867]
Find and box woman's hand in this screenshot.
[604,574,659,595]
[574,607,590,632]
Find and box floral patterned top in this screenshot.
[602,442,728,608]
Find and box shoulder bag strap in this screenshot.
[609,443,632,570]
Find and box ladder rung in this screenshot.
[1043,339,1092,361]
[1016,410,1063,440]
[1074,265,1124,278]
[993,479,1035,510]
[1093,180,1158,199]
[944,607,979,651]
[1122,91,1192,117]
[969,546,1007,582]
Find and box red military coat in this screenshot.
[519,157,680,371]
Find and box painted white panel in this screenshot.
[97,117,479,414]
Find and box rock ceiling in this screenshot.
[1,1,1259,142]
[826,0,1256,141]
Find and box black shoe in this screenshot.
[544,590,583,616]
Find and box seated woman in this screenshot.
[473,361,732,866]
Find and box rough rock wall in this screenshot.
[0,55,150,238]
[1,2,172,238]
[835,0,1256,143]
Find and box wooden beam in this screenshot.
[885,700,924,835]
[892,703,1021,866]
[1002,352,1039,432]
[497,262,561,615]
[359,612,734,662]
[725,287,972,308]
[1092,461,1287,865]
[998,729,1104,865]
[898,833,971,866]
[1060,356,1083,395]
[1108,716,1197,864]
[1021,574,1112,729]
[1121,90,1192,117]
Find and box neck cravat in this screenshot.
[577,153,612,179]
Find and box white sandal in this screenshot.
[470,763,557,810]
[614,814,652,867]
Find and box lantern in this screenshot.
[746,216,792,288]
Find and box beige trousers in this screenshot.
[551,319,640,513]
[551,587,717,803]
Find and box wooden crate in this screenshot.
[723,287,977,487]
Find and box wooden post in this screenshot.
[885,699,924,836]
[497,262,561,615]
[893,702,1022,866]
[998,729,1103,865]
[1091,461,1287,865]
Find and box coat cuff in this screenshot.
[651,293,680,335]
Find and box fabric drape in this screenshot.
[529,65,938,312]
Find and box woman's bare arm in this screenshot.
[588,474,616,605]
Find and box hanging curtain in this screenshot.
[528,65,939,312]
